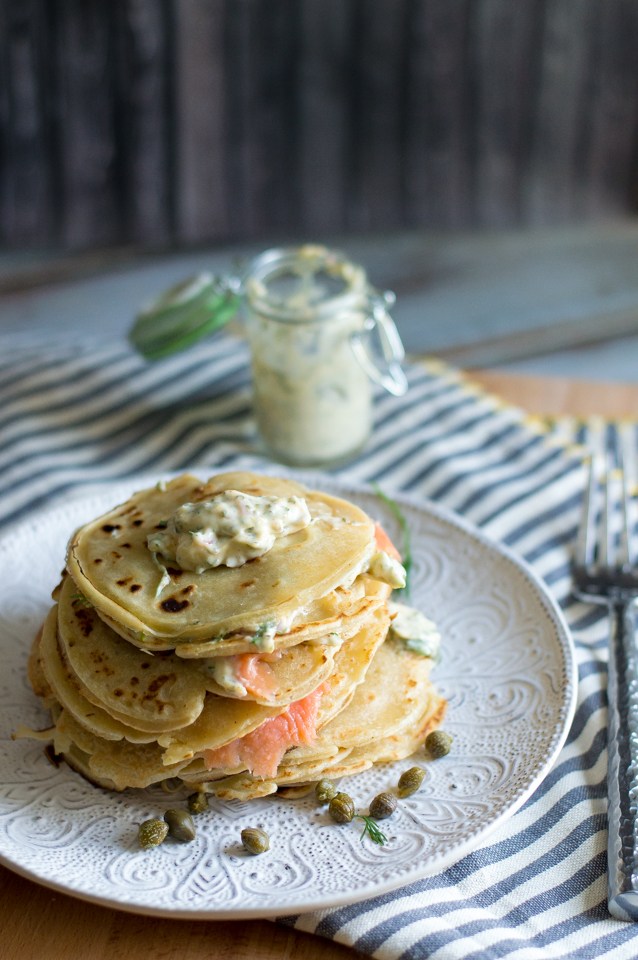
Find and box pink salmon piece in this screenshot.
[374,522,401,561]
[234,653,278,699]
[204,685,323,778]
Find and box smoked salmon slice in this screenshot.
[234,652,278,698]
[374,523,402,561]
[204,685,323,779]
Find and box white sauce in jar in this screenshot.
[244,246,374,465]
[250,341,372,464]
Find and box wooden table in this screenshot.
[3,370,637,960]
[467,369,638,419]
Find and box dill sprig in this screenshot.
[355,814,388,846]
[372,484,412,598]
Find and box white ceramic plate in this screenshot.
[0,476,577,919]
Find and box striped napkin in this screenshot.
[2,332,637,958]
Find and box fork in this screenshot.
[573,450,638,921]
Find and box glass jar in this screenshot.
[241,245,407,466]
[130,243,407,466]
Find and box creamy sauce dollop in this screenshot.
[367,550,407,589]
[147,490,311,572]
[206,657,248,697]
[389,602,441,658]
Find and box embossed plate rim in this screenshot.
[0,472,577,919]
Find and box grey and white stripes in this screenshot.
[1,333,634,959]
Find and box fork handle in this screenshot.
[606,597,638,920]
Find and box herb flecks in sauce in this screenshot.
[389,603,441,658]
[147,490,311,572]
[249,620,277,652]
[70,592,93,609]
[368,551,406,590]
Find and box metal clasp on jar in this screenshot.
[349,289,408,397]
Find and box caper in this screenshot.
[328,792,355,824]
[397,766,426,798]
[164,808,196,843]
[241,826,270,855]
[425,730,453,759]
[138,818,169,850]
[315,778,337,804]
[187,790,209,815]
[369,791,397,820]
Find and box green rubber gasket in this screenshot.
[129,274,240,361]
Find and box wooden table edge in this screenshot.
[459,368,638,420]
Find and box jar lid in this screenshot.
[129,273,240,360]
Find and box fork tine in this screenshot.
[617,443,632,569]
[575,455,596,568]
[600,463,611,569]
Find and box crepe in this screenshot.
[66,472,378,651]
[32,590,391,768]
[56,573,357,723]
[39,628,443,794]
[98,574,391,659]
[185,636,447,799]
[38,606,157,744]
[22,469,447,804]
[157,605,390,766]
[57,575,212,731]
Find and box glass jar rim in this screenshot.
[243,244,369,323]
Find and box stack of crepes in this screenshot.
[27,471,445,800]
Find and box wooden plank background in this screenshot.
[1,0,638,252]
